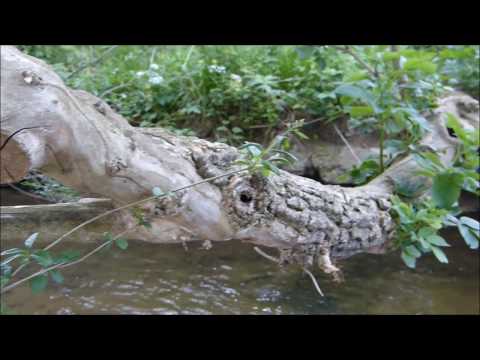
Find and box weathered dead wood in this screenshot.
[1,46,477,271]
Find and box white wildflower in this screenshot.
[150,63,159,70]
[136,71,146,78]
[208,65,226,74]
[149,75,164,85]
[230,74,242,82]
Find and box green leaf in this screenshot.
[334,84,380,113]
[382,51,402,61]
[403,59,437,75]
[445,113,468,140]
[270,150,298,163]
[458,224,479,250]
[1,275,10,288]
[418,227,435,239]
[405,245,422,258]
[293,129,309,140]
[1,255,23,268]
[1,248,23,256]
[460,217,480,231]
[418,237,431,251]
[115,238,129,250]
[29,274,48,294]
[152,187,163,197]
[401,251,416,269]
[426,234,450,247]
[261,167,271,177]
[55,250,81,264]
[24,233,39,248]
[31,250,55,267]
[431,172,464,208]
[245,144,262,157]
[348,106,374,117]
[421,152,445,170]
[431,246,449,264]
[49,270,64,284]
[443,214,459,227]
[261,160,281,175]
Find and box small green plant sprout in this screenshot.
[234,119,308,177]
[1,232,81,294]
[390,196,452,268]
[338,158,382,185]
[131,206,152,229]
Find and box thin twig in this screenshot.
[303,267,324,297]
[1,228,134,294]
[58,227,134,269]
[333,124,362,165]
[254,246,280,263]
[182,45,195,70]
[99,80,134,98]
[149,47,158,66]
[66,46,119,80]
[332,45,378,78]
[43,166,251,251]
[0,126,48,152]
[6,183,51,203]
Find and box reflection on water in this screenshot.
[3,228,479,314]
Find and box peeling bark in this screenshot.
[1,46,477,271]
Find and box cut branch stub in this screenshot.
[0,129,46,184]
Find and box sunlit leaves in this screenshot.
[401,251,417,268]
[235,121,305,178]
[115,238,129,250]
[50,270,64,284]
[426,235,450,247]
[342,159,381,185]
[431,172,464,209]
[458,217,479,250]
[334,84,381,113]
[29,274,48,294]
[24,233,39,248]
[431,246,448,264]
[403,58,437,75]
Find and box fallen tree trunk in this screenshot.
[1,46,477,272]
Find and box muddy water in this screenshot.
[2,227,478,315]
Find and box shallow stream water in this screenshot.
[2,227,478,315]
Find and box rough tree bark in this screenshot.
[1,46,477,273]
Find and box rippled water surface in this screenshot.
[3,228,479,314]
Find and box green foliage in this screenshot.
[338,159,381,185]
[19,174,81,202]
[234,120,306,177]
[1,233,82,294]
[131,206,152,229]
[29,274,49,294]
[391,113,479,267]
[390,196,452,268]
[115,238,129,250]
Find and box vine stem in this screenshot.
[303,268,324,297]
[379,121,385,172]
[331,45,378,79]
[66,46,119,80]
[333,124,362,165]
[43,166,251,251]
[1,228,134,295]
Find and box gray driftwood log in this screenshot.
[1,46,478,274]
